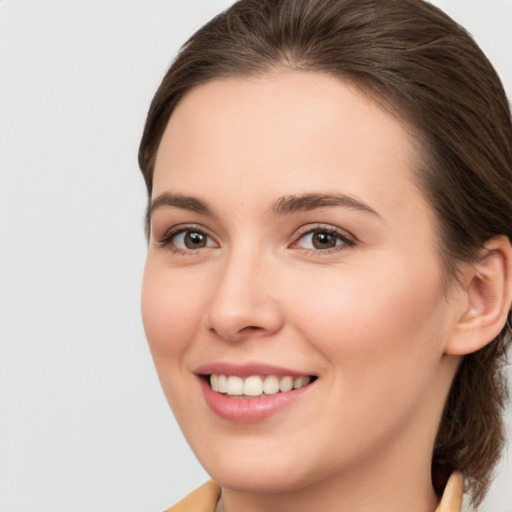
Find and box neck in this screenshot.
[217,451,439,512]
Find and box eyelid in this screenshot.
[155,223,219,250]
[154,222,355,253]
[290,223,356,251]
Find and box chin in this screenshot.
[206,461,317,494]
[190,436,338,494]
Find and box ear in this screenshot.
[445,235,512,356]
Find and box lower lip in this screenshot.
[199,378,313,423]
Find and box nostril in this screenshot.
[241,326,262,332]
[208,325,260,335]
[205,297,284,341]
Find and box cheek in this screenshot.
[141,259,206,365]
[281,262,450,459]
[286,258,448,387]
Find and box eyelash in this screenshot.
[156,225,217,255]
[156,224,356,255]
[291,225,356,254]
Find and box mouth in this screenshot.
[195,363,318,421]
[207,374,316,398]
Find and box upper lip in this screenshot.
[194,362,316,378]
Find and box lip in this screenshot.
[195,361,314,378]
[195,362,317,423]
[199,378,314,422]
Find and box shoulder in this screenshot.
[164,481,220,512]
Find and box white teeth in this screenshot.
[263,375,280,395]
[226,376,244,395]
[294,376,311,389]
[209,374,313,396]
[244,376,263,396]
[218,374,228,393]
[279,376,294,392]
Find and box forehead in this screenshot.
[153,70,428,220]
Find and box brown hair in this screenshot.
[138,0,512,506]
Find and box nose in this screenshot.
[204,247,284,343]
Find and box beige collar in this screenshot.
[435,473,464,512]
[167,473,464,512]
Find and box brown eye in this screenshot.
[294,227,354,252]
[171,230,216,250]
[184,231,206,248]
[311,231,338,249]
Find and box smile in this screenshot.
[210,374,312,397]
[197,365,318,422]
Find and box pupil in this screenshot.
[185,231,205,248]
[313,232,336,249]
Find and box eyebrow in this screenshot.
[145,192,213,238]
[272,192,381,217]
[146,190,380,231]
[149,192,213,217]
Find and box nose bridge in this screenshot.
[205,240,282,341]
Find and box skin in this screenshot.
[141,70,482,512]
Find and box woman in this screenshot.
[138,0,512,510]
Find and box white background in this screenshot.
[0,1,511,511]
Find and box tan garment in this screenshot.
[165,481,220,512]
[165,472,463,512]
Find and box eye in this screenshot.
[157,226,218,252]
[293,226,355,252]
[173,230,213,249]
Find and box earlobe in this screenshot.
[445,235,512,356]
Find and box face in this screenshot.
[142,71,462,494]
